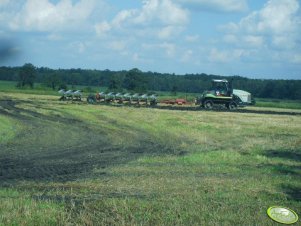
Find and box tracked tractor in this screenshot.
[196,79,254,110]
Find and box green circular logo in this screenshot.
[267,206,299,224]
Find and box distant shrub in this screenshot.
[58,84,68,90]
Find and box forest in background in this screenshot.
[0,65,300,100]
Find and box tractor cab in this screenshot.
[210,79,232,97]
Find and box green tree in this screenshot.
[123,68,148,92]
[17,63,36,88]
[58,83,68,90]
[260,81,275,98]
[108,74,122,91]
[45,73,61,90]
[171,84,178,96]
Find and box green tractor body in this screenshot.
[197,79,254,110]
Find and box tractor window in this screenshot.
[211,81,230,96]
[212,82,228,91]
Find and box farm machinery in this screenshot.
[58,89,82,101]
[195,79,254,110]
[58,79,254,110]
[86,92,158,106]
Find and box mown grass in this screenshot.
[0,189,66,226]
[0,93,300,225]
[255,98,301,110]
[0,115,22,143]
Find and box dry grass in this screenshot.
[0,93,300,225]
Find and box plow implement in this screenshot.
[59,89,82,101]
[86,92,158,106]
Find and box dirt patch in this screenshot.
[0,99,82,124]
[0,143,168,184]
[0,98,177,185]
[264,149,301,162]
[0,156,88,182]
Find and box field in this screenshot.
[0,86,301,225]
[255,98,301,110]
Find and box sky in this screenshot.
[0,0,300,79]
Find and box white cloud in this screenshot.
[292,54,301,64]
[209,48,244,63]
[181,49,193,62]
[223,0,301,49]
[69,41,87,54]
[95,21,111,36]
[160,42,176,57]
[223,34,237,44]
[132,52,140,62]
[111,9,137,28]
[9,0,98,32]
[219,0,301,65]
[47,33,63,41]
[158,26,184,39]
[271,36,296,49]
[209,48,229,63]
[131,0,189,26]
[142,42,176,58]
[0,0,9,7]
[108,41,126,51]
[243,35,264,48]
[131,52,153,64]
[185,35,199,42]
[96,0,189,39]
[236,0,300,35]
[176,0,248,13]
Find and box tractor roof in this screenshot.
[212,79,228,83]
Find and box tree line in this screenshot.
[0,64,300,100]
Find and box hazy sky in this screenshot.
[0,0,300,79]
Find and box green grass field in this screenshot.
[0,89,300,225]
[255,98,301,110]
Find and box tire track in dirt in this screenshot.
[0,98,177,184]
[0,99,82,124]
